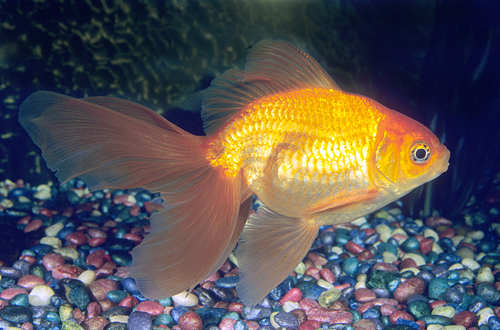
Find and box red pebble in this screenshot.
[72,308,85,324]
[0,288,29,300]
[416,320,426,329]
[119,295,139,309]
[123,233,142,244]
[87,301,102,318]
[65,231,87,245]
[299,298,321,311]
[357,250,374,261]
[219,318,236,330]
[307,252,327,266]
[82,316,108,330]
[399,258,418,270]
[144,201,163,213]
[280,288,303,304]
[307,309,353,324]
[380,303,397,316]
[429,300,447,310]
[245,320,259,330]
[439,227,456,239]
[178,311,203,330]
[21,322,34,330]
[353,319,376,330]
[213,301,228,309]
[129,204,140,216]
[19,255,36,265]
[425,216,452,228]
[299,320,321,330]
[320,268,335,283]
[393,278,425,303]
[363,228,376,236]
[227,302,244,313]
[89,237,107,247]
[17,274,45,290]
[452,311,477,328]
[354,288,376,303]
[392,233,408,242]
[457,242,477,252]
[86,249,112,269]
[88,228,107,238]
[52,264,82,279]
[24,219,43,233]
[304,267,320,280]
[356,298,399,314]
[136,300,164,317]
[89,279,119,301]
[39,208,53,218]
[371,262,399,273]
[99,299,116,312]
[390,311,414,323]
[18,216,30,226]
[290,309,307,325]
[419,238,434,254]
[42,253,65,271]
[346,241,365,255]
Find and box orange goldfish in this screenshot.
[19,40,449,306]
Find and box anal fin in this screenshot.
[236,206,320,306]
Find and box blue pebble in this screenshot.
[128,311,152,330]
[215,275,239,288]
[122,277,141,295]
[352,235,365,247]
[234,319,248,330]
[343,257,358,276]
[296,281,326,300]
[30,244,53,257]
[489,316,500,330]
[10,294,29,308]
[107,290,128,303]
[440,253,461,263]
[396,318,419,330]
[56,226,75,240]
[45,311,60,323]
[171,306,189,322]
[338,275,356,287]
[362,308,381,319]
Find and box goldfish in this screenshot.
[18,39,450,306]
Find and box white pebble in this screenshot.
[432,242,444,254]
[392,228,408,237]
[29,285,55,306]
[383,252,398,263]
[375,224,391,242]
[45,222,65,237]
[78,270,96,286]
[423,228,439,242]
[448,263,464,271]
[456,268,475,281]
[451,235,464,246]
[400,267,419,275]
[427,325,444,330]
[476,267,494,283]
[462,258,480,271]
[467,230,484,240]
[34,189,51,200]
[443,326,465,330]
[316,279,333,290]
[282,301,300,312]
[330,246,343,255]
[402,253,426,266]
[39,237,62,249]
[294,262,305,275]
[109,315,129,324]
[351,217,367,226]
[477,307,494,326]
[172,291,199,307]
[354,281,366,290]
[54,247,80,260]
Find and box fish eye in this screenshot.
[410,141,431,164]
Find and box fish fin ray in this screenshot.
[18,91,202,191]
[202,40,339,136]
[236,206,320,305]
[130,167,242,299]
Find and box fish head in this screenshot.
[373,106,450,197]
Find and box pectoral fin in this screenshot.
[236,206,320,306]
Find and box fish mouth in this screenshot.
[438,146,451,174]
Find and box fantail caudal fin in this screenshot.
[18,91,246,299]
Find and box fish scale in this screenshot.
[206,88,384,219]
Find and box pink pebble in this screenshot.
[280,288,302,305]
[82,316,109,330]
[86,301,102,318]
[89,237,107,247]
[89,278,118,301]
[299,320,321,330]
[399,258,418,270]
[21,321,34,330]
[425,216,452,228]
[52,264,82,279]
[123,233,142,244]
[390,310,414,323]
[354,288,376,303]
[19,255,36,265]
[357,250,374,261]
[24,218,43,233]
[65,231,87,245]
[372,262,399,273]
[227,302,244,313]
[346,241,365,255]
[299,298,321,311]
[319,268,335,283]
[88,228,107,238]
[245,321,259,330]
[144,201,163,213]
[307,309,353,324]
[129,204,140,216]
[380,303,397,316]
[86,250,112,269]
[439,227,456,239]
[394,278,425,304]
[219,318,236,330]
[0,288,28,300]
[42,253,65,271]
[136,300,164,316]
[39,208,53,218]
[119,296,139,309]
[304,267,320,280]
[17,274,45,291]
[306,252,327,266]
[419,238,434,254]
[178,311,203,330]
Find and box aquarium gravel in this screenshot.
[0,177,499,330]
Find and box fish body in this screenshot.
[18,40,449,306]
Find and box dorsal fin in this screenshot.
[201,39,340,136]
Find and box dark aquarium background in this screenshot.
[1,0,499,223]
